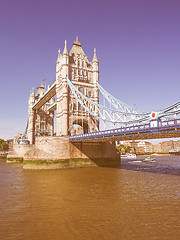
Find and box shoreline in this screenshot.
[137,153,171,157]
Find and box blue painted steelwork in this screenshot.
[97,82,145,114]
[26,76,180,140]
[66,77,180,125]
[97,82,180,120]
[69,119,180,142]
[66,77,149,124]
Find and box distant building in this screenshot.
[116,140,180,154]
[136,141,153,153]
[153,143,161,153]
[160,140,180,153]
[121,140,153,154]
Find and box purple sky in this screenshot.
[0,0,180,141]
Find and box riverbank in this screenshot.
[137,153,171,156]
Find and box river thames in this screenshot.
[0,156,179,240]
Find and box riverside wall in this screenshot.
[7,136,120,169]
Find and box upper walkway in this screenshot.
[32,81,56,110]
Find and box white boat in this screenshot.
[121,154,136,159]
[143,156,156,162]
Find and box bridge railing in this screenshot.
[69,119,180,142]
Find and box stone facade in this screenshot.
[8,38,120,169]
[56,38,99,137]
[27,85,54,144]
[27,38,99,144]
[7,136,120,169]
[161,140,180,153]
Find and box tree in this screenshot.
[116,144,131,154]
[0,139,9,151]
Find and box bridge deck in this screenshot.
[70,119,180,142]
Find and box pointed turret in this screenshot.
[28,87,35,144]
[57,49,61,62]
[29,88,35,103]
[63,40,68,55]
[56,49,62,74]
[92,48,98,63]
[61,40,69,76]
[92,48,99,84]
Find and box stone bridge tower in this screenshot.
[12,38,120,168]
[27,38,99,143]
[27,84,54,143]
[56,37,99,136]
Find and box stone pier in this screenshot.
[7,136,120,169]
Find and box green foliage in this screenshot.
[0,139,9,151]
[116,144,130,153]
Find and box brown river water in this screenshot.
[0,156,180,240]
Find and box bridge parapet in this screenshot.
[70,119,180,142]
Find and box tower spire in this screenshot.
[57,48,61,62]
[73,36,81,47]
[92,48,98,62]
[63,40,68,55]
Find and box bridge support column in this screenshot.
[50,112,54,136]
[56,78,69,136]
[28,109,35,144]
[27,89,35,144]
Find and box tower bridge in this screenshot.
[7,38,180,169]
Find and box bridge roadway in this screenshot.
[69,119,180,142]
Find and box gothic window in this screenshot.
[79,87,83,94]
[88,90,91,97]
[78,103,83,112]
[73,103,77,111]
[72,69,74,78]
[70,103,73,111]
